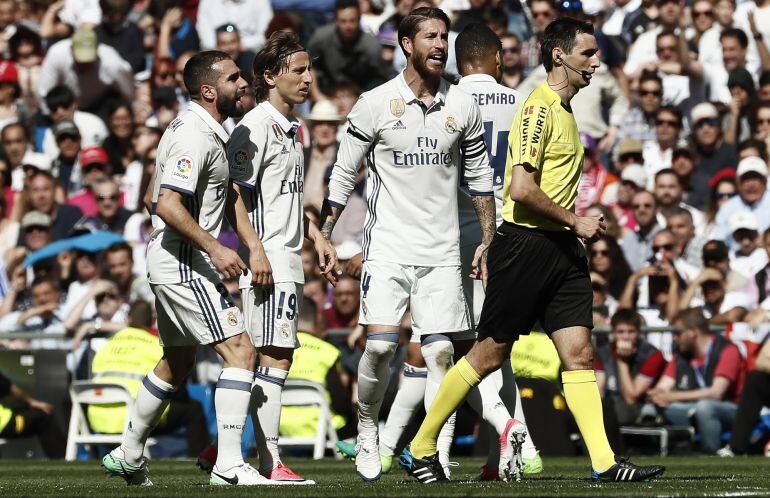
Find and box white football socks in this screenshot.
[120,369,175,465]
[214,367,253,471]
[252,366,289,471]
[356,336,397,435]
[380,363,426,456]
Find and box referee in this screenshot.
[405,18,665,483]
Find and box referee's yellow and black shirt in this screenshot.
[502,82,583,231]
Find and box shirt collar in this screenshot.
[258,101,299,137]
[458,73,497,85]
[396,71,449,107]
[188,102,229,143]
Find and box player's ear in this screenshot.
[401,36,413,58]
[200,83,216,103]
[552,48,563,65]
[263,69,276,88]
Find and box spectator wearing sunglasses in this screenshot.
[67,146,123,217]
[727,211,768,280]
[41,85,108,160]
[621,190,662,271]
[499,33,523,89]
[615,72,665,155]
[689,102,738,210]
[85,179,140,236]
[642,106,682,180]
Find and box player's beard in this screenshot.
[412,48,446,81]
[216,90,244,119]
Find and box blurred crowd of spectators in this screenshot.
[0,0,768,457]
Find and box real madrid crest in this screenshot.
[389,98,405,118]
[445,115,458,134]
[227,310,238,326]
[272,123,283,141]
[279,322,291,339]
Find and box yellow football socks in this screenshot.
[561,369,616,472]
[411,357,482,459]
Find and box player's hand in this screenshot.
[211,244,247,279]
[346,252,363,279]
[316,238,342,287]
[249,244,273,287]
[574,215,606,243]
[469,243,489,289]
[615,339,637,359]
[28,398,54,415]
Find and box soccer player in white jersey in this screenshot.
[101,52,274,487]
[336,23,540,481]
[319,7,497,482]
[194,32,341,484]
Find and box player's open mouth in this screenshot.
[427,53,446,67]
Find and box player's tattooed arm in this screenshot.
[471,194,496,246]
[319,198,344,240]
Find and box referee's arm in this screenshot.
[509,163,605,242]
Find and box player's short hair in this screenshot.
[45,85,76,112]
[128,300,154,329]
[29,169,55,185]
[676,307,711,335]
[540,17,594,72]
[720,27,748,48]
[455,23,502,71]
[610,309,642,331]
[252,31,306,103]
[183,50,232,101]
[397,7,451,57]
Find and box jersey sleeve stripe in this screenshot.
[462,148,487,160]
[467,188,494,196]
[346,125,371,143]
[326,199,346,209]
[160,183,194,196]
[232,179,255,189]
[461,135,484,147]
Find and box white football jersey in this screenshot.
[147,102,230,285]
[327,72,493,267]
[228,101,305,285]
[456,74,521,234]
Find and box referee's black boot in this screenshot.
[592,456,665,482]
[399,447,449,483]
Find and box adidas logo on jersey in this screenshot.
[392,120,406,130]
[280,144,289,154]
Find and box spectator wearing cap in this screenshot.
[0,60,30,132]
[653,168,707,236]
[18,210,52,252]
[613,163,647,233]
[725,67,759,145]
[67,146,122,217]
[41,85,108,160]
[196,0,273,52]
[576,133,618,215]
[307,0,389,100]
[728,211,768,279]
[704,170,737,235]
[0,123,50,193]
[690,102,739,210]
[616,72,665,154]
[215,24,257,85]
[713,156,770,247]
[49,120,82,193]
[616,139,644,170]
[377,25,399,80]
[621,190,663,271]
[304,100,343,210]
[18,171,84,245]
[95,0,146,74]
[85,178,140,236]
[37,28,133,117]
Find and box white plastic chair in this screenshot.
[277,379,342,460]
[65,381,155,461]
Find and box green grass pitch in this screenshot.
[0,456,768,497]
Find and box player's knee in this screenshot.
[561,341,594,371]
[421,335,454,372]
[226,334,257,370]
[364,334,398,361]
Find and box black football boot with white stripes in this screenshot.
[399,447,449,483]
[592,456,665,482]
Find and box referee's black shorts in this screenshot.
[477,221,593,341]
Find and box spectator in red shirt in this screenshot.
[323,275,358,330]
[596,309,667,452]
[649,308,745,453]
